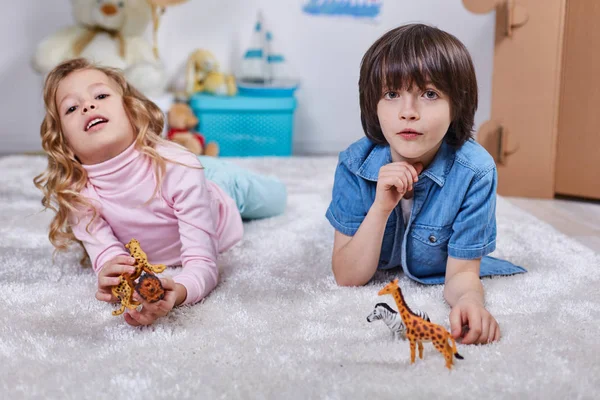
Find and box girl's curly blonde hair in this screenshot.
[33,58,179,265]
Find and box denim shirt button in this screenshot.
[428,235,437,243]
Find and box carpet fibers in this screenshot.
[1,155,598,399]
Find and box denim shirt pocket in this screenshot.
[408,224,453,277]
[378,217,397,268]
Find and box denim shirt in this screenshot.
[326,137,526,284]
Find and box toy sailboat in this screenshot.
[237,11,299,96]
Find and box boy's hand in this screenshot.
[373,162,424,214]
[96,255,137,303]
[123,278,183,326]
[449,297,500,344]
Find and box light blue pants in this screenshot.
[198,156,287,220]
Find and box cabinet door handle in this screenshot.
[496,125,520,165]
[504,0,529,37]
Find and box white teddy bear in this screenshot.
[32,0,182,97]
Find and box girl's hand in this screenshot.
[372,162,424,214]
[124,277,183,326]
[96,255,137,303]
[449,297,500,344]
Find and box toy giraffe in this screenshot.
[111,239,167,316]
[378,279,464,369]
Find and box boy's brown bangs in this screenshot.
[381,35,451,96]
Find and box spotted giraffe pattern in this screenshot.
[378,278,464,369]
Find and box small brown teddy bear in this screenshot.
[166,102,219,156]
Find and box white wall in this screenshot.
[0,0,495,155]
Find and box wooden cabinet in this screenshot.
[554,1,600,200]
[464,0,600,200]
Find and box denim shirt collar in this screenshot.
[356,139,455,187]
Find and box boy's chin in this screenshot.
[394,147,428,161]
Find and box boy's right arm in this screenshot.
[332,206,392,286]
[332,162,422,286]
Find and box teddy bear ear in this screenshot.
[119,0,153,37]
[70,0,94,27]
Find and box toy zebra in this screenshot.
[366,303,431,340]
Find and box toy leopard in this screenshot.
[111,239,167,316]
[111,274,141,316]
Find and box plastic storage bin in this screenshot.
[189,93,297,157]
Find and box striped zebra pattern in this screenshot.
[366,303,431,340]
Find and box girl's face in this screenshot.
[56,69,135,165]
[377,83,451,166]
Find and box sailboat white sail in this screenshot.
[238,10,299,96]
[241,11,266,84]
[265,30,288,82]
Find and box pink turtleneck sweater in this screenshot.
[70,142,243,305]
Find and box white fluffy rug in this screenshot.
[1,155,599,400]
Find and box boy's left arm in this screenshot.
[444,257,500,345]
[444,166,500,344]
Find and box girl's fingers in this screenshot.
[114,255,137,265]
[143,303,169,318]
[160,278,175,291]
[154,300,173,314]
[98,276,122,288]
[100,263,136,278]
[124,312,141,326]
[126,309,154,326]
[131,293,168,317]
[163,289,178,307]
[136,302,167,321]
[95,291,113,302]
[101,256,134,271]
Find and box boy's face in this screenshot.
[56,69,135,165]
[377,84,451,164]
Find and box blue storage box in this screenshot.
[189,93,297,157]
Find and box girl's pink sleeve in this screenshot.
[163,159,220,306]
[69,205,129,274]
